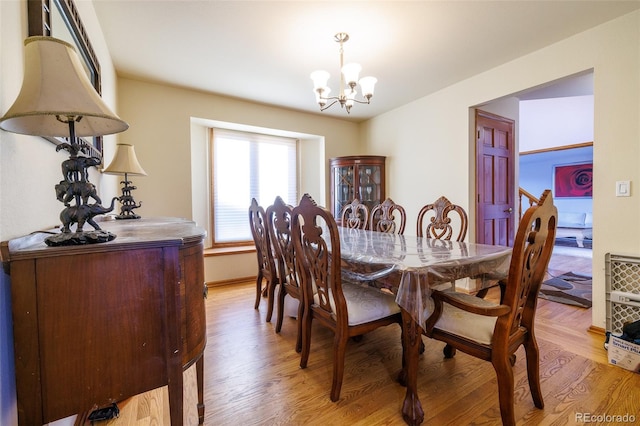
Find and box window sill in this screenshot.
[204,245,255,257]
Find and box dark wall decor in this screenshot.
[27,0,103,156]
[554,162,593,198]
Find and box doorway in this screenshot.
[474,71,594,279]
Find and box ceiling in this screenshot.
[92,1,640,122]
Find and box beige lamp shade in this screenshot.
[0,36,128,137]
[103,144,147,176]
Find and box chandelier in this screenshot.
[310,33,377,114]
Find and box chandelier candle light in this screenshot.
[311,32,377,113]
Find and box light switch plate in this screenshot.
[616,180,631,197]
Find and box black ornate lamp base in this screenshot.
[45,230,117,246]
[116,176,142,219]
[115,213,141,220]
[51,134,119,247]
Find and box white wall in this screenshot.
[519,95,594,216]
[0,1,122,424]
[362,11,640,330]
[115,78,361,283]
[520,95,594,152]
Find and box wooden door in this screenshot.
[475,110,515,246]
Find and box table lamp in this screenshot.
[103,143,148,219]
[0,36,129,246]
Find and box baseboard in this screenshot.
[588,325,606,336]
[204,246,255,256]
[207,276,255,288]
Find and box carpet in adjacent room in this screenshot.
[540,271,592,308]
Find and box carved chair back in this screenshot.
[340,198,370,230]
[500,189,557,342]
[249,198,278,320]
[266,196,304,351]
[369,198,407,235]
[293,194,346,328]
[417,195,468,241]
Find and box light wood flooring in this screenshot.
[545,246,593,280]
[80,249,640,426]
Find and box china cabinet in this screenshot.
[330,155,386,221]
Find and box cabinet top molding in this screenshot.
[1,217,206,264]
[329,155,386,162]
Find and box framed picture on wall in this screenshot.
[554,162,593,198]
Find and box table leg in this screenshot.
[197,355,205,424]
[400,308,424,425]
[168,362,184,426]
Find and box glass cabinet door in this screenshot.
[358,165,382,212]
[330,156,386,222]
[333,165,355,218]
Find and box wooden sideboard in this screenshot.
[0,217,207,425]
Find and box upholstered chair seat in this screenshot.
[320,281,401,326]
[424,292,499,345]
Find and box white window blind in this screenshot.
[211,128,298,245]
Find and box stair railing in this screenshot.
[519,187,539,219]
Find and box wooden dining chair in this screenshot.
[292,194,403,402]
[416,196,468,295]
[340,198,370,230]
[369,197,407,234]
[423,190,557,426]
[416,195,468,241]
[249,198,278,322]
[265,196,305,353]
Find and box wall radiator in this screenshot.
[605,253,640,334]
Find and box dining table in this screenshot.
[334,227,512,425]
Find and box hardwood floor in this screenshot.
[546,245,593,279]
[85,250,640,426]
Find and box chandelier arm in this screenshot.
[320,100,340,111]
[350,97,373,105]
[319,95,341,101]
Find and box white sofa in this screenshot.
[555,211,593,247]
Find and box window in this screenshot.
[211,128,298,246]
